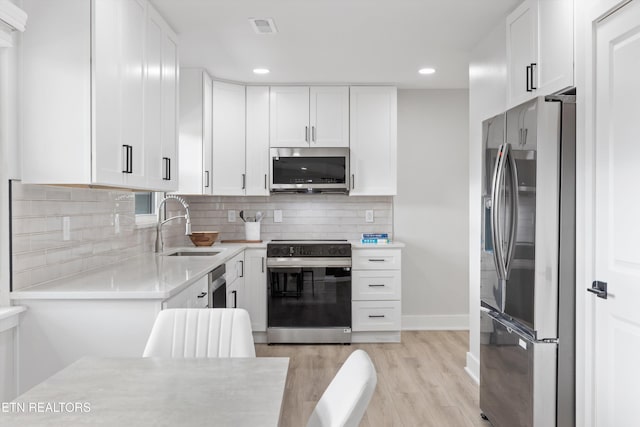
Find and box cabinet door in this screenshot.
[537,0,573,95]
[143,7,164,190]
[269,86,310,147]
[310,87,349,147]
[246,86,270,196]
[506,0,538,107]
[244,249,267,331]
[177,69,210,195]
[159,23,179,191]
[212,81,246,195]
[349,87,397,195]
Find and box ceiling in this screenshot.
[150,0,520,89]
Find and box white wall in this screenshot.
[466,22,507,383]
[395,89,469,330]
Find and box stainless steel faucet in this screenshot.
[155,195,192,253]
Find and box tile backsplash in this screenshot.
[10,181,155,291]
[11,182,393,290]
[158,194,393,247]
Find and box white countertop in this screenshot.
[9,240,402,301]
[10,243,266,301]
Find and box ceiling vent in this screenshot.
[248,18,278,35]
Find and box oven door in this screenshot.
[267,258,352,343]
[270,147,350,193]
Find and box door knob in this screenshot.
[587,280,608,299]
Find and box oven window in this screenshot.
[272,157,346,184]
[268,267,351,327]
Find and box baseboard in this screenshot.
[401,314,469,330]
[465,351,479,384]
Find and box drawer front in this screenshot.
[193,277,209,308]
[352,249,401,270]
[352,300,401,331]
[352,270,401,300]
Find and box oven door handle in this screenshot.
[266,258,352,268]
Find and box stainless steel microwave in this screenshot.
[270,147,350,193]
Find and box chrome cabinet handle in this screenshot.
[312,126,316,142]
[264,174,267,189]
[368,284,385,287]
[305,126,309,142]
[197,292,207,298]
[232,290,237,308]
[122,145,133,173]
[239,260,244,277]
[526,65,532,92]
[204,171,210,188]
[242,173,246,190]
[368,259,386,262]
[530,63,537,90]
[163,157,171,180]
[261,257,265,273]
[351,174,355,190]
[368,315,385,318]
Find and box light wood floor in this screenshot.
[256,331,482,427]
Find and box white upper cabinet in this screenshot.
[145,6,179,191]
[506,0,574,108]
[245,86,271,196]
[270,86,349,147]
[310,87,350,147]
[349,86,397,196]
[21,0,178,191]
[212,81,246,195]
[506,0,538,107]
[177,69,213,195]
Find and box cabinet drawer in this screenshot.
[352,270,401,300]
[352,301,401,331]
[352,249,401,270]
[193,278,209,308]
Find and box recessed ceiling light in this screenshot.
[418,68,436,75]
[253,68,270,75]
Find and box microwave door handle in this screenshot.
[504,146,519,279]
[491,144,508,283]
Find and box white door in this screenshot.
[203,74,213,195]
[245,86,270,196]
[506,0,538,107]
[592,3,640,426]
[536,0,574,96]
[212,81,246,195]
[349,86,397,196]
[160,24,179,191]
[309,86,349,147]
[269,86,310,147]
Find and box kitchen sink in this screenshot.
[165,250,222,257]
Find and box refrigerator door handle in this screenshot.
[504,146,519,279]
[491,144,508,281]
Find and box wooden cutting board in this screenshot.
[220,240,263,243]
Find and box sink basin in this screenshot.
[166,250,222,257]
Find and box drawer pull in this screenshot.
[368,315,386,318]
[197,292,207,298]
[368,284,385,287]
[368,259,386,262]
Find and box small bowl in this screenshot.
[189,231,219,247]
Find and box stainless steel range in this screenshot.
[266,240,352,344]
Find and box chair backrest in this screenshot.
[143,308,256,358]
[307,349,377,427]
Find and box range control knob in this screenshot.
[338,247,348,256]
[328,247,337,255]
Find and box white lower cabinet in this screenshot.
[162,275,208,309]
[244,249,267,332]
[351,247,402,342]
[226,252,245,309]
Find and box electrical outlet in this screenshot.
[274,210,283,223]
[63,216,71,241]
[228,210,236,222]
[365,210,374,223]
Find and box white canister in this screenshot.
[245,222,261,241]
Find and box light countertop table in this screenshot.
[4,357,289,427]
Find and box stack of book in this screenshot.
[361,233,390,244]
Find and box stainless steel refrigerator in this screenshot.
[480,93,576,427]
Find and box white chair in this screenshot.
[307,349,378,427]
[143,308,256,358]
